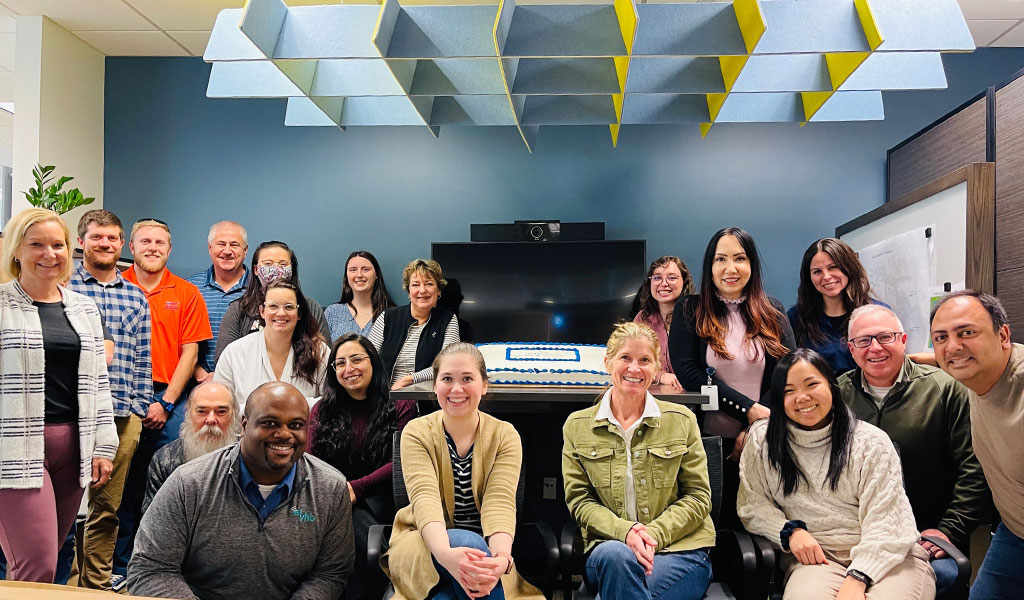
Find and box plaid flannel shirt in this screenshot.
[68,263,154,418]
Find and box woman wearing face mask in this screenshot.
[668,227,794,526]
[214,280,330,411]
[562,322,714,600]
[738,349,934,600]
[215,241,330,364]
[633,256,694,393]
[308,334,415,600]
[382,343,542,600]
[369,259,459,391]
[325,251,396,343]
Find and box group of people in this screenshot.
[0,208,1020,600]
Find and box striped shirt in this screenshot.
[445,431,481,533]
[67,263,154,418]
[186,266,249,372]
[368,315,460,386]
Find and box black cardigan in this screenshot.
[668,294,796,423]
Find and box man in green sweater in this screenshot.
[839,304,988,594]
[931,291,1024,600]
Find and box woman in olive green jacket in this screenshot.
[382,343,543,600]
[562,322,716,600]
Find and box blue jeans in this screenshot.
[113,388,183,576]
[584,541,712,600]
[931,556,958,596]
[429,529,505,600]
[970,523,1024,600]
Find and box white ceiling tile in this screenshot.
[166,30,212,56]
[967,19,1020,46]
[72,30,189,56]
[0,68,12,102]
[990,20,1024,46]
[959,0,1024,20]
[122,0,241,32]
[0,0,155,31]
[0,33,13,71]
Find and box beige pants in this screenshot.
[782,544,935,600]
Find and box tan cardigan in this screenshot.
[382,411,543,600]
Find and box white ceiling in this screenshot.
[0,0,1019,153]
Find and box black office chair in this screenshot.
[559,436,773,600]
[366,431,561,599]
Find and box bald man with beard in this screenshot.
[127,382,354,600]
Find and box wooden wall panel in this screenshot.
[888,97,987,201]
[996,76,1024,273]
[996,267,1024,342]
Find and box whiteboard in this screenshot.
[840,181,967,291]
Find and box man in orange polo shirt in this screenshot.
[112,218,212,588]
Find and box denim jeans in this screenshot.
[429,529,506,600]
[931,556,958,596]
[584,540,712,600]
[113,387,183,576]
[970,523,1024,600]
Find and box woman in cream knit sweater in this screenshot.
[738,348,934,600]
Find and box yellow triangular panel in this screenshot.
[801,91,833,122]
[733,0,766,55]
[719,56,748,92]
[700,123,713,138]
[706,93,728,121]
[614,56,630,95]
[610,123,621,147]
[853,0,883,51]
[273,59,317,94]
[824,52,870,90]
[613,0,638,53]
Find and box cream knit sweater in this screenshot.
[738,417,919,582]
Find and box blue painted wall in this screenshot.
[105,49,1024,309]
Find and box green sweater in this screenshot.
[839,358,989,549]
[562,395,716,553]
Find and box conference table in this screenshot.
[0,581,158,599]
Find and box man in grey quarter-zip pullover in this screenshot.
[127,381,354,600]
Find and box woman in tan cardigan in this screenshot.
[382,343,542,600]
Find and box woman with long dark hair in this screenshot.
[214,241,330,363]
[214,280,330,411]
[668,227,794,525]
[738,349,934,600]
[788,238,882,376]
[324,251,395,342]
[633,255,694,392]
[308,333,415,600]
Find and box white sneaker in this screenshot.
[110,574,127,592]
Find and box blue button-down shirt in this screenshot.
[239,457,296,522]
[67,263,154,418]
[186,266,248,372]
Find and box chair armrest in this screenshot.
[366,524,391,573]
[749,534,782,600]
[921,535,971,587]
[514,522,561,577]
[714,529,765,600]
[560,519,581,568]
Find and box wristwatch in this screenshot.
[780,520,807,552]
[495,551,514,575]
[846,569,872,587]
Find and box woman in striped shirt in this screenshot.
[382,343,542,600]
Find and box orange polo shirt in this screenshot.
[124,266,212,385]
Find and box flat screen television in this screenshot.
[432,240,646,344]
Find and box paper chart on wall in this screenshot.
[856,226,934,353]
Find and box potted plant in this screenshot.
[22,164,95,214]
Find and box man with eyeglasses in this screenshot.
[112,218,213,589]
[186,221,249,380]
[838,304,988,595]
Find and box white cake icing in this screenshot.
[478,342,609,386]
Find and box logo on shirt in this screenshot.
[163,301,180,311]
[291,508,316,522]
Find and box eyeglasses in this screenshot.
[650,275,681,285]
[333,355,369,369]
[259,260,292,268]
[849,331,903,348]
[263,302,298,313]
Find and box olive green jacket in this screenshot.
[562,393,716,553]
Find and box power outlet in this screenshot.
[542,477,558,500]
